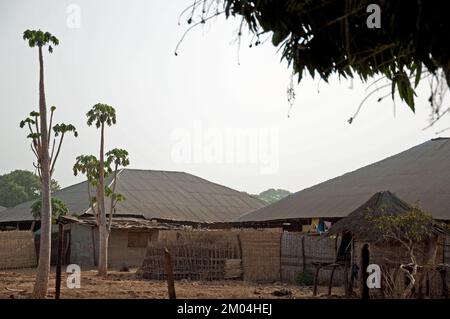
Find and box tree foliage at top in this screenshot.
[86,103,117,128]
[23,29,59,53]
[0,170,60,208]
[182,0,450,121]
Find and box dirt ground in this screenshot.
[0,268,345,299]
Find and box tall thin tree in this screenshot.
[22,30,77,298]
[86,103,117,276]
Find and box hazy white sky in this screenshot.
[0,0,449,194]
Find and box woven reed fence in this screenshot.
[139,229,283,282]
[239,230,281,282]
[138,242,241,280]
[0,231,37,270]
[281,232,344,285]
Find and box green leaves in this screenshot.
[106,148,130,168]
[396,71,416,112]
[74,149,130,186]
[20,118,35,128]
[371,206,435,243]
[105,186,126,203]
[73,155,101,184]
[187,0,450,113]
[86,103,117,128]
[0,170,59,208]
[272,29,290,46]
[23,29,59,53]
[53,123,78,137]
[31,197,68,224]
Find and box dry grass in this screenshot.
[0,268,346,299]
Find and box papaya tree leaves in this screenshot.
[272,29,290,46]
[186,0,450,113]
[396,71,416,112]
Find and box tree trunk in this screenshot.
[97,123,108,276]
[32,46,52,299]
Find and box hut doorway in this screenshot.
[336,232,352,262]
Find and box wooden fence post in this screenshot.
[164,247,176,299]
[237,234,244,280]
[55,222,64,299]
[312,263,322,296]
[301,235,306,271]
[361,244,370,299]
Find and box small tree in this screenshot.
[372,207,439,298]
[73,155,102,225]
[31,197,68,223]
[73,151,129,224]
[73,147,129,276]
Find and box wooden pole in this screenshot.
[344,260,350,297]
[55,222,64,299]
[361,244,370,299]
[313,264,321,296]
[328,265,337,296]
[164,247,176,299]
[237,234,244,280]
[348,239,355,295]
[91,227,97,267]
[438,267,448,299]
[301,235,306,271]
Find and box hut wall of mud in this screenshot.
[0,230,37,269]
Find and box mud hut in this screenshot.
[328,191,449,298]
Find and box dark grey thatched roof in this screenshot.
[237,138,450,222]
[328,191,414,241]
[0,206,6,212]
[0,169,264,223]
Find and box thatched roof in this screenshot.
[236,138,450,222]
[328,191,445,242]
[0,206,6,213]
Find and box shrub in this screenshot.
[295,268,314,286]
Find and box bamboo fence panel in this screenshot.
[0,230,37,269]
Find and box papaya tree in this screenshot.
[78,104,129,276]
[21,30,77,298]
[31,197,69,224]
[73,149,129,275]
[73,155,102,225]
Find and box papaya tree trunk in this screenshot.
[32,46,52,299]
[98,123,108,276]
